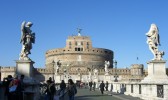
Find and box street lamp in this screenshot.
[114,60,118,82]
[52,60,55,82]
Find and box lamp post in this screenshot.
[52,60,55,82]
[114,60,118,82]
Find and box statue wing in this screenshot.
[156,27,160,45]
[20,21,26,43]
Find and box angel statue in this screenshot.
[146,24,164,60]
[93,68,98,78]
[104,61,110,75]
[19,21,35,60]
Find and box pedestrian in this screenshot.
[45,80,56,100]
[93,82,96,91]
[59,80,66,99]
[67,79,77,100]
[105,81,109,91]
[16,74,25,100]
[3,75,13,100]
[99,81,105,94]
[89,81,93,91]
[48,77,54,83]
[9,75,20,100]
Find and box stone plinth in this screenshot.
[16,60,34,82]
[55,75,61,83]
[141,60,168,83]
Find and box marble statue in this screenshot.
[89,71,92,80]
[146,24,164,60]
[93,68,98,78]
[56,60,61,74]
[94,69,98,76]
[104,61,110,75]
[19,21,35,60]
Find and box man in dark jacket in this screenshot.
[105,81,109,91]
[89,81,93,91]
[59,80,66,99]
[45,80,56,100]
[100,81,105,94]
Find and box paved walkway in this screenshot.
[75,88,142,100]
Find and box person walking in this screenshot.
[105,81,109,91]
[16,74,25,100]
[67,79,77,100]
[9,75,20,100]
[59,80,66,99]
[89,81,93,91]
[45,80,56,100]
[99,81,105,94]
[93,82,96,91]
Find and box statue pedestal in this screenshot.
[16,60,40,100]
[55,75,61,83]
[141,60,168,83]
[16,60,34,82]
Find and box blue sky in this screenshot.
[0,0,168,69]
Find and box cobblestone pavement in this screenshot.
[75,88,142,100]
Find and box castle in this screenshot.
[0,31,145,83]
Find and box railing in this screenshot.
[111,82,168,100]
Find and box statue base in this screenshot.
[105,73,109,75]
[16,59,35,83]
[16,59,40,100]
[141,60,168,83]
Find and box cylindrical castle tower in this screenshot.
[45,32,114,71]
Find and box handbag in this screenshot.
[9,85,17,92]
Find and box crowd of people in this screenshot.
[88,81,109,95]
[43,78,77,100]
[2,74,25,100]
[2,74,111,100]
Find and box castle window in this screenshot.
[78,48,80,51]
[75,48,77,51]
[87,45,89,49]
[81,42,83,45]
[75,42,77,46]
[87,42,89,49]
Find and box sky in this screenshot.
[0,0,168,69]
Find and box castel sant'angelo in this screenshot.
[0,31,145,83]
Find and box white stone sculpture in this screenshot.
[89,71,92,80]
[104,61,110,75]
[20,21,35,60]
[146,24,164,60]
[55,60,61,74]
[93,68,98,78]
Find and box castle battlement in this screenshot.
[0,66,15,72]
